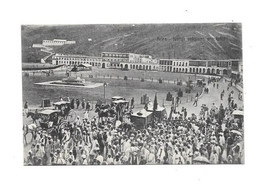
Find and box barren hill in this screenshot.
[21,23,242,63]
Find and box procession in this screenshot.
[23,77,244,165]
[21,24,243,166]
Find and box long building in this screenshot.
[51,51,242,79]
[52,54,109,68]
[158,58,242,76]
[42,39,76,46]
[159,59,189,73]
[102,52,159,71]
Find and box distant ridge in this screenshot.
[21,24,242,63]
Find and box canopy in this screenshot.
[132,109,153,118]
[232,110,244,116]
[193,156,210,164]
[39,109,60,115]
[78,63,92,68]
[53,101,70,106]
[112,100,129,104]
[112,96,124,101]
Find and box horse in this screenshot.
[27,112,40,123]
[23,123,37,145]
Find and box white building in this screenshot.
[51,50,242,78]
[42,39,76,46]
[159,59,189,73]
[102,52,159,70]
[52,54,108,68]
[188,60,235,75]
[32,44,45,48]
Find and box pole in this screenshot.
[103,82,107,101]
[162,99,165,107]
[104,84,106,99]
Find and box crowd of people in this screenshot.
[24,78,243,165]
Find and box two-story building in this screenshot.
[159,59,189,73]
[52,53,107,68]
[101,52,159,71]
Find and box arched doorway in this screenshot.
[199,68,202,73]
[216,69,220,74]
[146,66,149,70]
[125,64,128,69]
[212,68,215,74]
[102,63,106,68]
[207,68,210,74]
[139,65,142,70]
[149,66,151,70]
[173,68,175,72]
[120,64,123,69]
[185,68,188,73]
[203,68,206,73]
[176,68,178,72]
[223,69,227,75]
[196,68,199,73]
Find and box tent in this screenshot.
[77,64,92,71]
[146,102,167,120]
[131,109,153,130]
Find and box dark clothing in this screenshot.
[86,102,90,111]
[130,155,138,165]
[71,99,75,109]
[184,110,187,118]
[24,102,28,109]
[76,99,80,109]
[139,160,147,165]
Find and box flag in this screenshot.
[153,93,158,111]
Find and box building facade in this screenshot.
[101,52,129,69]
[101,52,159,71]
[42,39,76,46]
[51,51,242,78]
[158,58,242,76]
[159,59,189,73]
[188,59,242,76]
[52,54,108,68]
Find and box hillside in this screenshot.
[21,23,242,63]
